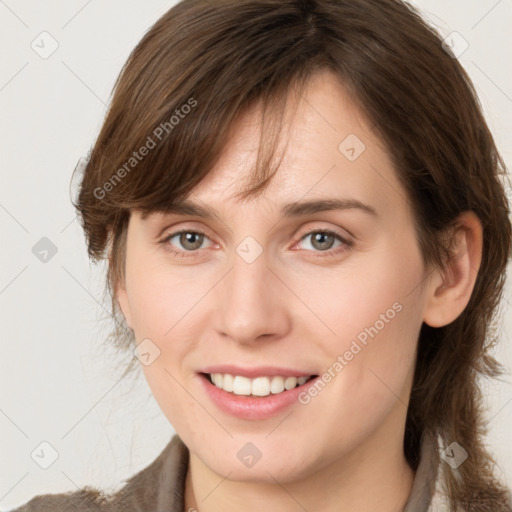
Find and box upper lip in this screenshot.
[198,365,318,379]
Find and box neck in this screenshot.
[184,428,415,512]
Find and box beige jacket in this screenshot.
[11,432,450,512]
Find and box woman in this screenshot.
[12,0,512,510]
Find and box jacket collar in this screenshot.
[403,431,442,512]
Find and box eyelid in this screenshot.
[156,220,216,240]
[294,224,352,245]
[159,222,354,260]
[159,222,351,245]
[160,228,216,251]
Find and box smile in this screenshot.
[198,372,321,420]
[205,373,317,397]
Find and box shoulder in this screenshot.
[9,434,189,512]
[9,486,107,512]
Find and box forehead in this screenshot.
[184,70,407,221]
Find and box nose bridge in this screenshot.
[215,237,288,342]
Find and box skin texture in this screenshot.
[116,70,482,512]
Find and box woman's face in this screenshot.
[117,70,434,482]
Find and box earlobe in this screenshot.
[422,211,483,328]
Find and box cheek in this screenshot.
[125,256,204,340]
[302,241,424,394]
[128,261,202,427]
[124,256,206,398]
[295,244,423,345]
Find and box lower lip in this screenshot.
[198,374,320,420]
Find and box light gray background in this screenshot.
[1,1,511,509]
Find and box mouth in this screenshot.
[200,372,319,398]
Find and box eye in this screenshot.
[160,229,214,258]
[159,227,353,259]
[295,229,353,257]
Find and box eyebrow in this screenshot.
[143,198,378,219]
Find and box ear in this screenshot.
[422,211,483,328]
[110,249,133,329]
[115,279,133,329]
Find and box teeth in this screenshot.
[270,376,285,394]
[284,376,298,390]
[208,373,313,397]
[222,373,234,392]
[233,376,252,395]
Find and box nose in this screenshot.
[213,247,291,345]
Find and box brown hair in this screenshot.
[72,0,512,509]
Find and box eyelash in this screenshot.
[159,228,353,259]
